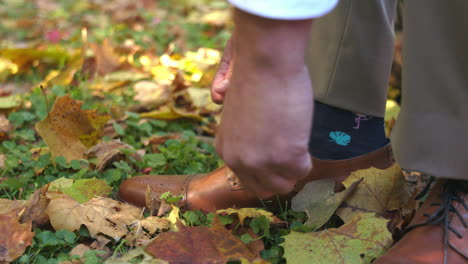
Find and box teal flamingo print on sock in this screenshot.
[329,131,351,146]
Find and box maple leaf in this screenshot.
[216,208,275,226]
[0,214,34,263]
[282,213,392,264]
[336,164,410,223]
[291,178,361,230]
[46,196,142,241]
[35,95,110,162]
[145,216,261,264]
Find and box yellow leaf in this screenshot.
[0,95,21,110]
[46,196,142,241]
[35,95,110,162]
[164,205,182,231]
[39,52,84,88]
[282,213,392,264]
[336,164,410,223]
[216,208,274,225]
[140,105,202,121]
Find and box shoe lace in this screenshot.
[405,180,467,264]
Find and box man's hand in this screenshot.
[214,9,314,199]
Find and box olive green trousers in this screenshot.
[306,0,468,180]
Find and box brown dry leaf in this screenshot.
[35,95,110,162]
[291,179,362,230]
[0,214,34,263]
[90,39,122,76]
[0,199,23,215]
[336,164,410,223]
[0,114,13,141]
[145,217,260,263]
[85,140,140,171]
[127,216,172,246]
[0,186,50,225]
[133,80,171,109]
[46,196,142,241]
[216,208,275,226]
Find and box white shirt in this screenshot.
[227,0,339,20]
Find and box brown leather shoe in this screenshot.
[117,144,394,212]
[374,179,467,264]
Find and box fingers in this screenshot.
[211,38,234,104]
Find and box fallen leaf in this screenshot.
[216,208,275,226]
[140,105,202,121]
[35,95,110,162]
[0,186,50,225]
[0,214,34,263]
[201,10,231,26]
[46,196,142,241]
[145,217,260,264]
[127,216,172,246]
[0,47,70,72]
[39,52,84,89]
[336,164,410,223]
[133,80,171,109]
[291,179,361,230]
[104,247,168,264]
[90,39,122,76]
[85,140,141,171]
[165,205,182,231]
[282,213,392,264]
[0,114,13,141]
[384,100,400,137]
[52,177,113,203]
[0,95,21,111]
[186,87,222,113]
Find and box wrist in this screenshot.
[232,8,313,70]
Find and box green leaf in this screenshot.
[182,211,202,226]
[55,156,68,168]
[113,122,125,135]
[55,229,76,244]
[36,230,61,247]
[250,215,270,237]
[282,213,392,264]
[62,178,112,203]
[240,233,255,244]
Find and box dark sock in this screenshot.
[309,101,389,160]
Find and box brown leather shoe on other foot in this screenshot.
[118,144,395,212]
[374,179,467,264]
